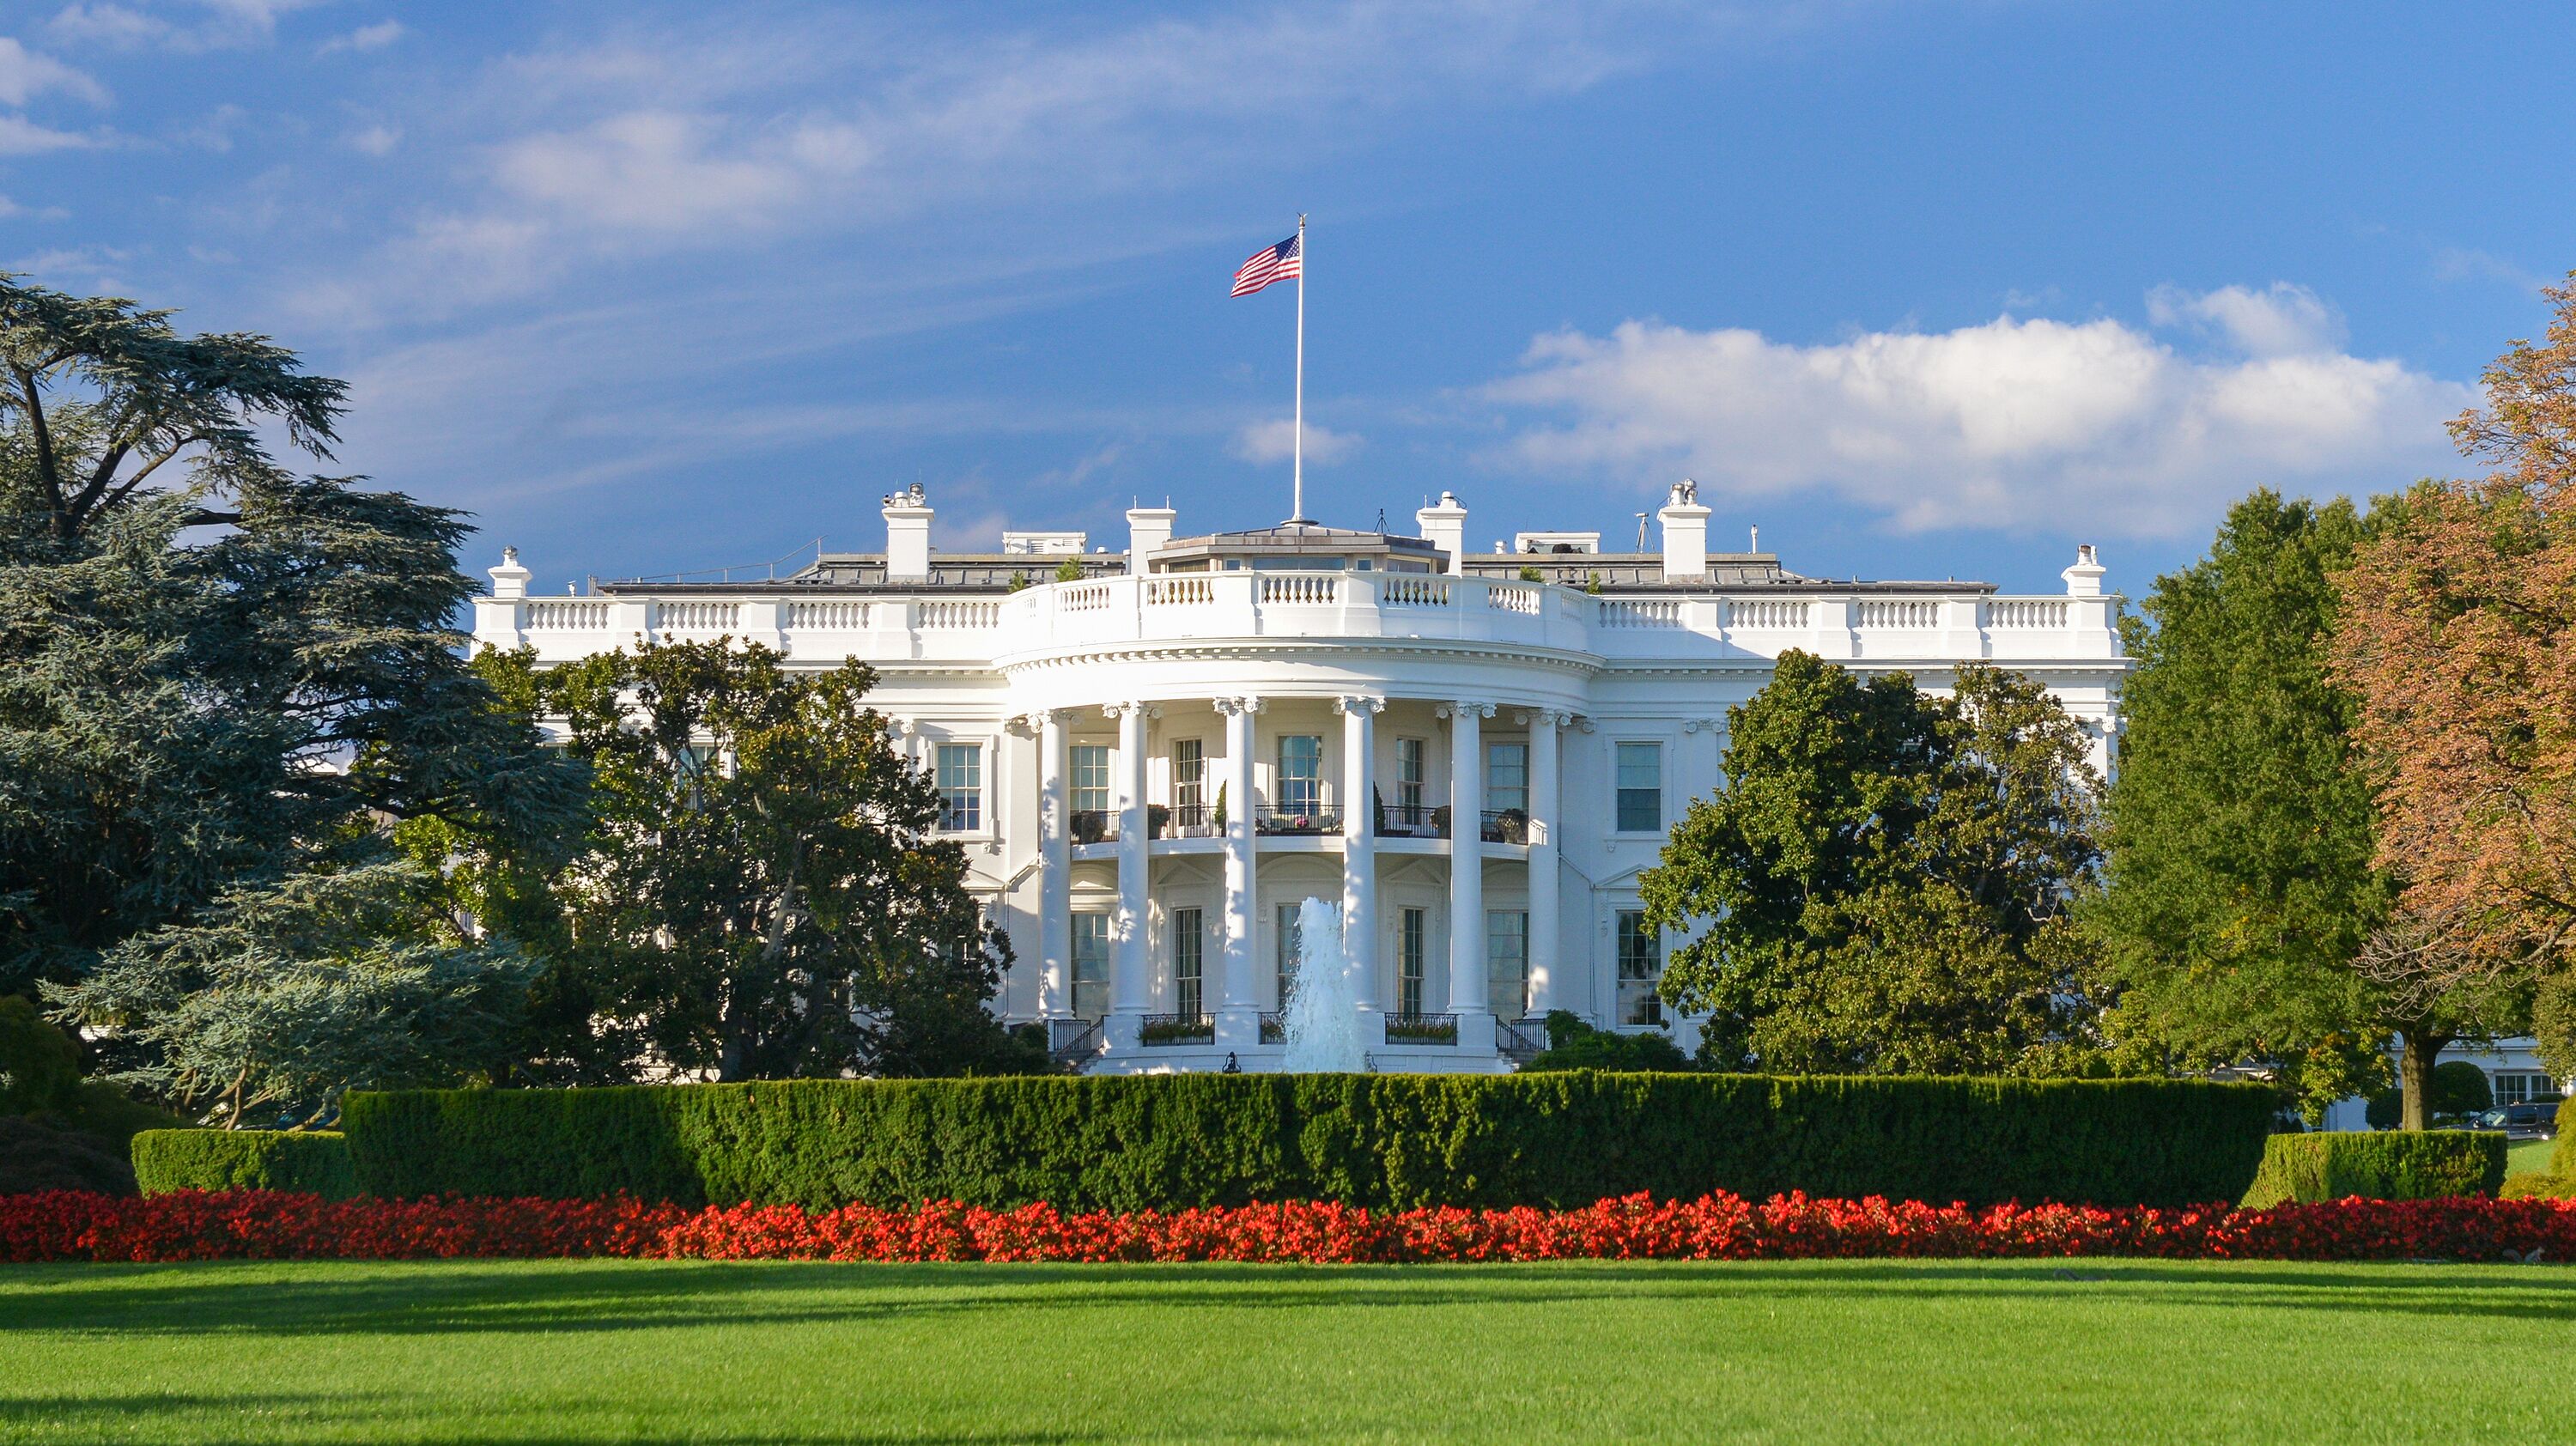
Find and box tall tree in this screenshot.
[499,640,1039,1080]
[1642,653,2104,1075]
[0,275,583,1100]
[2330,276,2576,1000]
[2083,493,2402,1121]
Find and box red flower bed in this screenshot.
[6,1189,2573,1265]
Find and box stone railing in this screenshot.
[474,571,2119,668]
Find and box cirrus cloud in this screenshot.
[1234,417,1360,465]
[1490,285,2475,536]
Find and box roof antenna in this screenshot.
[1635,513,1649,550]
[1751,525,1759,552]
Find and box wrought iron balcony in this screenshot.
[1383,1012,1459,1045]
[1139,1012,1215,1047]
[1254,805,1341,836]
[1048,1016,1104,1067]
[1498,1017,1549,1062]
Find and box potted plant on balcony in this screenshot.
[1148,803,1170,838]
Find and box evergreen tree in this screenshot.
[2087,491,2521,1125]
[1642,653,2104,1074]
[0,275,584,1107]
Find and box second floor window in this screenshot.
[934,743,981,832]
[1615,742,1662,833]
[1396,737,1427,822]
[1485,741,1528,816]
[1278,734,1322,815]
[1072,744,1110,816]
[1172,738,1205,821]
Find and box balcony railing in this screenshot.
[1383,1012,1459,1045]
[1259,1012,1287,1044]
[1048,1017,1104,1068]
[1377,800,1449,838]
[1498,1017,1549,1063]
[1139,1012,1214,1047]
[1255,805,1342,836]
[1479,809,1529,845]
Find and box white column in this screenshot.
[1446,701,1494,1050]
[1216,697,1262,1049]
[1338,696,1382,1021]
[1109,702,1151,1046]
[1037,709,1071,1018]
[1524,710,1560,1019]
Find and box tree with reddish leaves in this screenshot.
[2330,275,2576,1116]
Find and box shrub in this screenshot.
[344,1073,2275,1211]
[0,995,81,1115]
[2239,1130,2506,1207]
[131,1130,358,1200]
[0,1116,137,1196]
[2501,1173,2576,1200]
[1519,1010,1692,1072]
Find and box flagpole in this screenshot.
[1291,213,1306,524]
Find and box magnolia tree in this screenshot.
[1641,653,2105,1075]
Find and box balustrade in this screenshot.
[1989,598,2069,629]
[786,600,871,629]
[1856,598,1940,629]
[653,601,739,633]
[1725,598,1809,629]
[1596,598,1681,629]
[527,600,610,630]
[1259,574,1338,605]
[918,599,1000,629]
[1380,575,1450,606]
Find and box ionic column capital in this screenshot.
[1212,696,1265,717]
[1680,716,1726,734]
[1435,701,1496,720]
[1101,702,1158,720]
[1333,695,1387,716]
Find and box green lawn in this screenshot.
[2508,1137,2558,1176]
[4,1260,2568,1444]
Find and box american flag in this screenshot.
[1230,233,1302,297]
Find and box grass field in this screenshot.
[2508,1137,2558,1176]
[4,1259,2569,1444]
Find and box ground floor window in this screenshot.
[934,742,981,832]
[1170,908,1204,1017]
[1275,903,1303,1007]
[1072,913,1110,1020]
[1486,909,1528,1018]
[1615,908,1662,1026]
[2494,1071,2560,1104]
[1398,907,1427,1015]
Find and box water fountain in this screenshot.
[1278,896,1368,1072]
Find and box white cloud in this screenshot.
[0,112,99,152]
[1490,288,2475,537]
[46,0,331,52]
[317,18,400,55]
[1235,418,1361,465]
[2145,281,2342,357]
[346,121,397,155]
[0,37,106,105]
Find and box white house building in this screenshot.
[471,484,2129,1073]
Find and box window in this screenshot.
[1071,744,1111,815]
[1485,742,1528,816]
[2495,1072,2561,1105]
[1486,910,1528,1019]
[1072,914,1111,1020]
[1171,908,1204,1018]
[1398,908,1428,1016]
[1615,742,1662,833]
[1396,738,1428,825]
[1277,735,1322,816]
[1275,903,1304,1007]
[1172,739,1205,823]
[934,744,981,832]
[1616,909,1662,1026]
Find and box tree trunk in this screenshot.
[2397,1026,2452,1131]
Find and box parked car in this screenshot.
[2467,1103,2560,1140]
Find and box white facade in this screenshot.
[472,487,2129,1073]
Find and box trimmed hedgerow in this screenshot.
[344,1074,2275,1212]
[2239,1130,2505,1208]
[131,1129,358,1200]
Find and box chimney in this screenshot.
[488,546,531,598]
[1127,505,1176,575]
[883,483,933,582]
[2062,544,2105,597]
[1657,479,1711,580]
[1415,490,1467,575]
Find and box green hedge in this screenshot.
[131,1129,359,1200]
[2239,1130,2506,1208]
[344,1074,2275,1211]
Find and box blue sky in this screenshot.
[3,1,2567,598]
